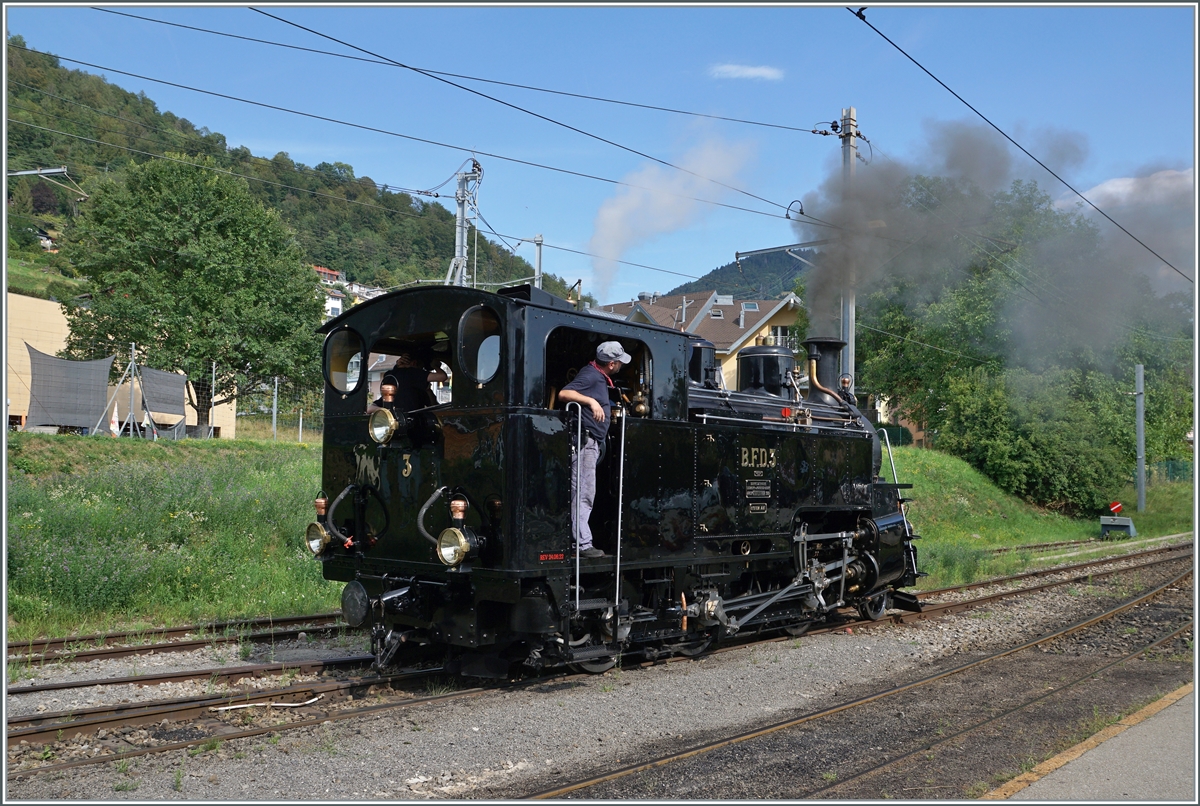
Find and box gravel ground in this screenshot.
[6,555,1191,801]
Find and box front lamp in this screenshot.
[305,522,331,556]
[437,527,470,566]
[369,408,399,443]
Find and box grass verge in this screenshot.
[883,446,1191,588]
[5,435,1191,639]
[6,432,339,641]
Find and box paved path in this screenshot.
[984,685,1194,801]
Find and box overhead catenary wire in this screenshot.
[251,7,794,216]
[93,6,836,138]
[10,119,701,284]
[9,119,444,225]
[9,81,445,197]
[847,7,1192,284]
[828,139,1194,346]
[8,44,791,225]
[856,322,989,364]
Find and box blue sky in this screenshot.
[5,4,1196,304]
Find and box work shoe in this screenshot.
[579,547,606,559]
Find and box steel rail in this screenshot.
[6,612,341,657]
[8,623,353,666]
[8,556,1189,778]
[7,678,483,781]
[987,531,1192,557]
[6,654,374,696]
[6,665,438,748]
[720,546,1194,650]
[917,541,1193,598]
[894,553,1193,625]
[527,566,1193,799]
[804,620,1195,798]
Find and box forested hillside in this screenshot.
[5,36,577,298]
[667,249,815,299]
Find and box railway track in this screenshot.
[6,655,375,697]
[9,537,1188,669]
[15,543,1182,698]
[7,664,439,749]
[920,540,1192,599]
[986,531,1191,557]
[8,548,1192,780]
[6,613,346,665]
[527,565,1194,799]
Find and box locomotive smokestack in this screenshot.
[802,337,846,406]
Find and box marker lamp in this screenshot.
[437,528,470,566]
[369,408,398,443]
[305,522,331,556]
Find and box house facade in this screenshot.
[596,290,805,389]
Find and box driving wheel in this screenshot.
[857,592,889,621]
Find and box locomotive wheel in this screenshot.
[674,630,715,658]
[568,630,617,674]
[784,620,814,637]
[857,593,890,621]
[569,656,617,674]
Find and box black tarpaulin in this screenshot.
[24,343,116,431]
[139,366,187,415]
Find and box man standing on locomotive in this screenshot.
[373,350,448,412]
[557,341,631,559]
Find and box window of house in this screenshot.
[741,302,759,311]
[710,309,724,319]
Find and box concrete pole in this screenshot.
[1136,364,1146,512]
[444,167,481,286]
[534,234,544,289]
[210,361,216,439]
[840,107,857,389]
[298,409,304,443]
[272,376,278,441]
[455,171,468,286]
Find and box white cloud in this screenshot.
[1056,168,1193,209]
[708,63,784,81]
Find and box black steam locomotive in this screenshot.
[305,283,921,676]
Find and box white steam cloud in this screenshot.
[588,139,753,301]
[708,64,784,81]
[1061,168,1194,293]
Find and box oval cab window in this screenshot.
[325,329,364,393]
[459,306,501,384]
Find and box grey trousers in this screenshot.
[571,439,601,550]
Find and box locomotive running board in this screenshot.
[891,590,923,612]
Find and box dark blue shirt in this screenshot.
[562,362,613,441]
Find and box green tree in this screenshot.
[856,177,1192,512]
[9,177,33,217]
[59,155,324,424]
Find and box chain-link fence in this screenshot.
[234,380,323,443]
[1143,460,1193,485]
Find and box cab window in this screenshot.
[325,329,364,394]
[459,306,502,384]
